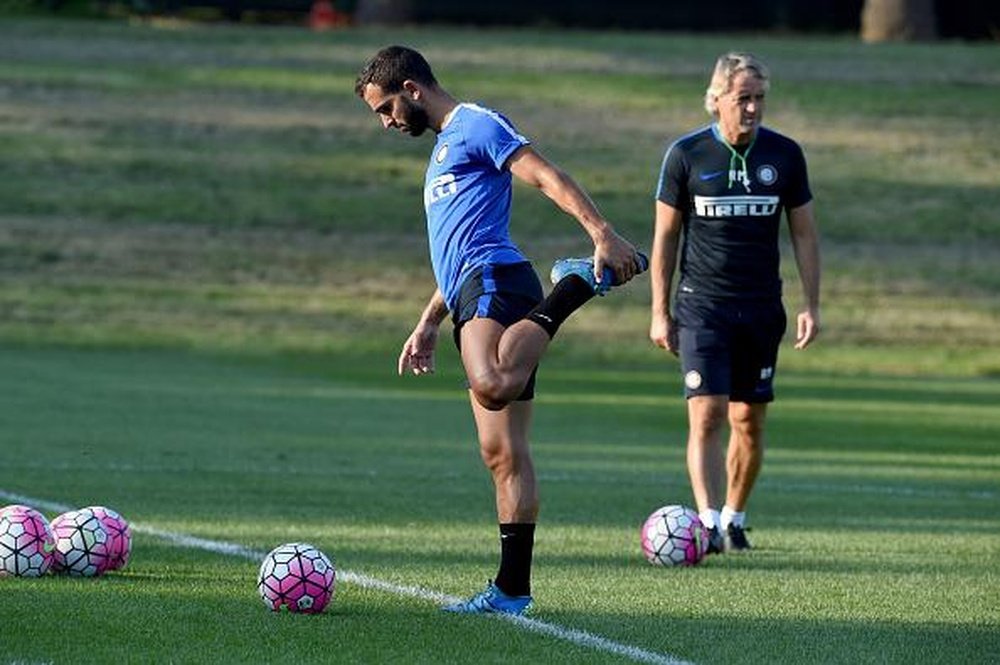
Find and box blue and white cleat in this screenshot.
[549,252,649,296]
[442,581,533,616]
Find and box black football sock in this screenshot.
[494,522,536,597]
[525,275,596,339]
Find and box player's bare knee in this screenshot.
[690,406,727,441]
[469,375,516,411]
[471,388,510,411]
[479,442,513,475]
[729,405,764,439]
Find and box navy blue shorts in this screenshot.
[675,295,787,403]
[452,262,544,401]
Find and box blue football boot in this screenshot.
[549,252,648,296]
[442,581,533,616]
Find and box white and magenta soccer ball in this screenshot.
[0,504,56,577]
[258,542,335,614]
[50,508,111,577]
[84,506,131,571]
[641,504,708,567]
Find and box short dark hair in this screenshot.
[354,45,438,97]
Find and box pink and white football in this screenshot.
[0,504,56,577]
[50,509,111,577]
[257,542,336,613]
[84,506,132,571]
[641,504,708,567]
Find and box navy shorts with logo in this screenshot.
[452,261,544,401]
[675,294,787,403]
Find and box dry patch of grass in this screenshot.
[0,216,430,351]
[2,216,997,374]
[0,20,997,377]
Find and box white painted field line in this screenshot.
[0,489,691,665]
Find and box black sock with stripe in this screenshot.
[525,275,596,339]
[495,522,536,597]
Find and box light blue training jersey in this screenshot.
[423,103,531,310]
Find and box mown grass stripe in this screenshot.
[0,489,692,665]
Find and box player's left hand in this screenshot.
[794,309,820,349]
[650,314,679,356]
[593,229,644,287]
[398,324,439,375]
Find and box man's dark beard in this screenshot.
[399,96,430,136]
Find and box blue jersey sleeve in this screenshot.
[462,105,530,172]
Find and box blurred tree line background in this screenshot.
[353,0,996,41]
[16,0,1000,41]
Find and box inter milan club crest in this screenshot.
[436,143,449,164]
[684,370,703,390]
[756,164,778,186]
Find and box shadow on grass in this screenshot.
[541,612,1000,665]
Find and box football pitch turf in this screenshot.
[1,15,999,664]
[1,347,997,664]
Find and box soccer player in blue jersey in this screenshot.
[649,53,821,553]
[355,46,645,614]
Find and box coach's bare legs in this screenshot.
[461,318,550,411]
[725,402,768,511]
[470,397,538,522]
[686,395,729,516]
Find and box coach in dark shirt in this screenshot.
[649,52,822,553]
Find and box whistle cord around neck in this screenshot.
[722,134,756,193]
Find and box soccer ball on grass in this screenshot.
[85,505,132,571]
[258,542,335,613]
[0,504,56,577]
[50,508,111,577]
[640,504,708,567]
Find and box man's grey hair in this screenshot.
[704,52,770,116]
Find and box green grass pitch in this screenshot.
[1,348,997,663]
[0,15,999,665]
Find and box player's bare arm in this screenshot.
[507,146,641,285]
[398,290,449,376]
[787,201,821,350]
[650,201,684,355]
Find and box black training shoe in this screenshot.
[706,526,725,555]
[725,524,752,551]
